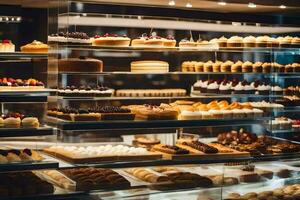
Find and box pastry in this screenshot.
[48,32,91,44]
[227,36,243,47]
[6,149,22,161]
[0,150,8,163]
[116,89,186,97]
[212,61,222,72]
[0,39,15,52]
[206,80,219,93]
[131,60,169,72]
[131,34,148,46]
[276,169,291,178]
[92,33,130,47]
[95,106,135,120]
[231,61,242,73]
[239,173,261,182]
[58,57,103,72]
[126,168,169,183]
[252,61,263,73]
[20,40,49,53]
[163,35,177,47]
[21,117,40,128]
[256,35,269,47]
[280,36,293,47]
[195,62,204,72]
[243,36,256,47]
[144,35,164,46]
[203,61,213,72]
[179,38,196,47]
[220,61,231,72]
[262,62,272,73]
[291,37,300,47]
[73,109,101,121]
[209,175,239,186]
[217,36,227,47]
[242,61,253,72]
[152,144,189,154]
[179,140,218,153]
[3,117,21,128]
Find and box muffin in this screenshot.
[242,61,253,72]
[268,37,279,48]
[209,38,219,46]
[244,82,255,94]
[221,61,232,72]
[203,61,213,72]
[181,61,190,72]
[262,62,272,73]
[200,80,208,93]
[212,61,222,72]
[257,84,271,95]
[231,61,242,73]
[285,64,293,73]
[193,80,202,92]
[227,36,243,47]
[252,61,263,73]
[272,86,283,95]
[219,80,232,94]
[218,36,227,47]
[206,80,219,94]
[243,36,256,47]
[291,37,300,47]
[256,35,269,47]
[280,36,293,47]
[195,62,204,72]
[292,63,300,72]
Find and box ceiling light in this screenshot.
[81,13,87,17]
[168,0,175,6]
[186,2,192,7]
[279,5,286,9]
[218,1,227,6]
[16,17,21,21]
[248,2,256,8]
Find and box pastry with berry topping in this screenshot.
[92,33,131,47]
[73,109,101,121]
[144,35,164,46]
[96,106,135,120]
[131,33,148,46]
[0,77,44,91]
[163,35,176,47]
[0,39,15,52]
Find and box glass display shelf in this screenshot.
[52,71,300,76]
[49,118,269,131]
[61,45,300,54]
[0,89,56,102]
[0,126,54,137]
[0,52,49,59]
[0,160,58,172]
[55,94,284,101]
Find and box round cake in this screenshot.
[131,61,169,72]
[92,33,130,47]
[20,40,49,53]
[59,57,103,72]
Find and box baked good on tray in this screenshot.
[132,136,161,149]
[59,168,130,191]
[177,139,218,154]
[1,113,40,128]
[95,106,135,120]
[58,85,114,97]
[126,168,170,183]
[0,77,45,91]
[0,39,15,52]
[124,104,178,120]
[92,33,131,47]
[20,40,49,53]
[115,89,186,97]
[152,144,189,154]
[58,57,103,72]
[130,60,169,72]
[208,175,239,186]
[48,32,91,44]
[44,144,155,163]
[0,171,54,198]
[0,148,43,163]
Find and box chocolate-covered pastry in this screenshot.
[152,144,189,154]
[182,141,218,154]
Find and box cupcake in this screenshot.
[285,64,293,73]
[233,82,244,94]
[227,36,243,47]
[206,80,219,94]
[200,80,208,93]
[243,36,256,47]
[257,84,271,95]
[243,81,255,94]
[242,61,253,72]
[195,62,204,72]
[213,61,222,72]
[262,62,272,73]
[231,61,242,73]
[280,36,293,47]
[209,38,219,46]
[252,62,263,73]
[220,61,232,72]
[256,35,269,47]
[274,63,285,73]
[268,37,279,48]
[291,37,300,47]
[272,86,283,95]
[219,80,232,94]
[218,36,227,47]
[292,63,300,72]
[203,61,213,72]
[181,61,190,72]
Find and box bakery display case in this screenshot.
[0,0,300,199]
